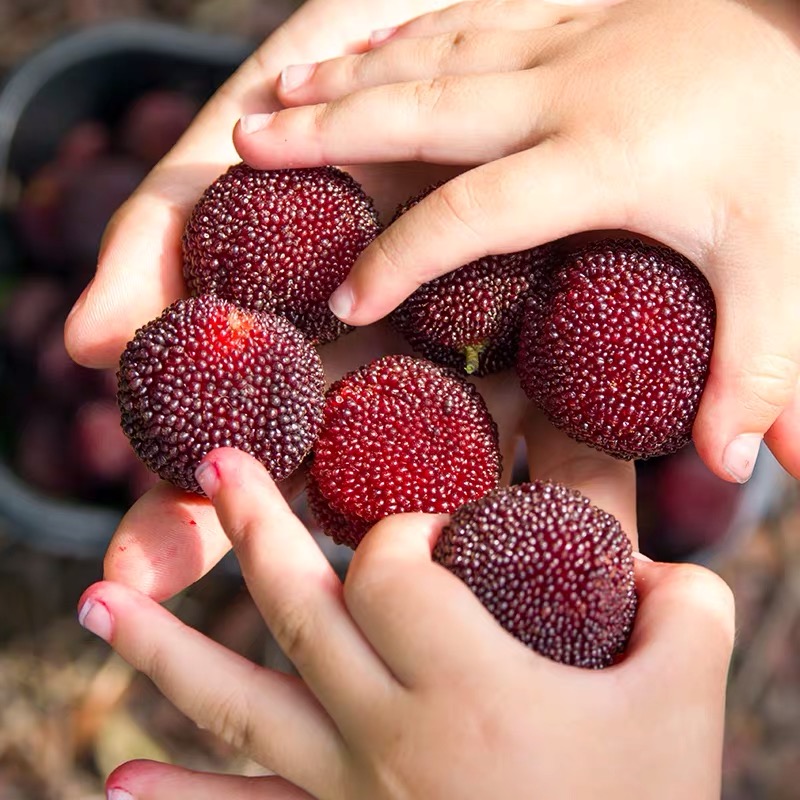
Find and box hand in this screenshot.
[64,0,459,369]
[63,0,531,600]
[233,0,800,484]
[79,441,734,800]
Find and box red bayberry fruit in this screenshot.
[309,354,502,548]
[389,184,552,376]
[305,471,372,550]
[435,481,637,668]
[517,238,715,460]
[182,163,381,344]
[117,295,324,494]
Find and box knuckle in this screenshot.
[268,595,318,666]
[313,100,335,134]
[435,178,485,241]
[738,353,800,414]
[197,683,259,754]
[348,52,370,87]
[372,232,410,282]
[411,77,449,114]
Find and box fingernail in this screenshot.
[723,433,762,483]
[369,27,397,46]
[632,551,653,563]
[195,459,221,499]
[107,789,135,800]
[280,63,316,92]
[78,598,113,643]
[239,113,274,134]
[328,284,354,320]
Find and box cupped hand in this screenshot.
[63,0,532,600]
[81,435,733,800]
[64,0,464,369]
[232,0,800,483]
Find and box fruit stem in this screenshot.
[463,344,485,375]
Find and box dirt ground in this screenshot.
[0,2,799,799]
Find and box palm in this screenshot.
[71,2,627,605]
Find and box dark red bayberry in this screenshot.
[310,354,502,547]
[517,239,715,460]
[117,295,324,494]
[434,481,637,668]
[182,163,381,344]
[306,471,372,550]
[390,184,551,376]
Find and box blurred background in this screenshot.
[0,2,797,799]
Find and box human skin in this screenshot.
[233,0,800,485]
[65,0,800,599]
[79,439,735,800]
[64,1,741,795]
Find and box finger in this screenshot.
[692,243,800,484]
[103,466,309,603]
[624,560,735,688]
[343,513,536,688]
[327,141,625,325]
[77,581,341,793]
[522,407,638,547]
[196,447,400,724]
[389,0,589,41]
[764,380,800,479]
[235,70,549,169]
[103,481,230,603]
[107,760,315,800]
[63,0,425,368]
[611,560,733,789]
[277,29,557,105]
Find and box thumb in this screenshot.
[692,250,800,484]
[627,559,735,683]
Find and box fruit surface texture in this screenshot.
[118,295,324,493]
[518,239,715,459]
[390,185,551,376]
[183,163,381,344]
[434,481,637,668]
[310,354,502,547]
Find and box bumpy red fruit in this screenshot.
[390,185,551,376]
[517,239,715,459]
[117,295,324,493]
[310,354,502,547]
[182,163,381,344]
[306,472,372,550]
[434,481,637,668]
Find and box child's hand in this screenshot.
[62,0,530,600]
[63,0,457,370]
[80,443,734,800]
[234,0,800,484]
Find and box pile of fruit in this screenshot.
[116,162,722,667]
[0,89,198,505]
